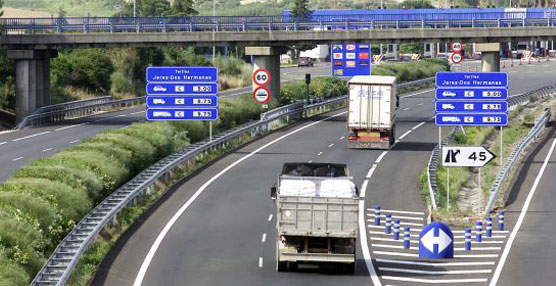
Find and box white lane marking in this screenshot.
[372,244,418,250]
[130,111,146,115]
[371,237,418,243]
[54,122,89,131]
[382,276,488,284]
[12,131,50,142]
[452,230,509,234]
[411,122,426,131]
[42,148,53,152]
[370,236,502,244]
[370,231,419,238]
[360,201,382,285]
[328,143,335,148]
[455,254,499,258]
[268,214,273,222]
[368,209,425,215]
[12,157,24,161]
[115,114,127,118]
[368,225,421,232]
[261,233,267,243]
[308,160,313,163]
[0,141,7,145]
[375,258,495,267]
[367,213,424,221]
[70,140,80,144]
[374,251,418,257]
[317,151,323,156]
[417,103,423,106]
[454,247,501,251]
[258,257,263,268]
[403,107,410,111]
[375,151,388,164]
[400,88,434,98]
[133,111,348,286]
[340,136,345,140]
[398,130,412,140]
[490,136,556,286]
[379,267,492,275]
[367,219,423,227]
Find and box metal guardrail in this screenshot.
[30,96,347,286]
[484,109,550,215]
[398,77,434,89]
[427,83,556,211]
[2,13,556,35]
[16,97,145,129]
[31,96,113,115]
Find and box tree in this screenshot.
[291,0,312,20]
[0,0,4,18]
[170,0,198,16]
[397,0,435,8]
[118,0,171,17]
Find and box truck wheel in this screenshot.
[277,261,288,272]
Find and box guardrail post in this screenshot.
[268,21,272,31]
[472,18,475,28]
[163,18,167,33]
[374,205,381,225]
[403,227,411,249]
[110,21,114,34]
[465,228,472,250]
[396,20,400,29]
[497,18,501,28]
[57,18,62,33]
[136,18,141,33]
[385,213,392,234]
[393,219,400,240]
[475,221,482,242]
[498,210,505,230]
[523,18,526,27]
[421,19,424,29]
[242,21,246,32]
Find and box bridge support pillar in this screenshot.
[392,44,400,61]
[245,46,286,103]
[8,50,58,123]
[430,43,437,58]
[476,43,501,72]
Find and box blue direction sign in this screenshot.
[146,83,218,95]
[435,101,508,113]
[419,222,454,259]
[146,67,218,83]
[436,88,508,100]
[147,108,218,121]
[147,96,218,108]
[436,72,508,88]
[436,113,508,126]
[331,42,371,77]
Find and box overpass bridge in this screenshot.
[1,11,556,122]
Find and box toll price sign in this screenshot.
[147,108,218,120]
[147,96,218,108]
[436,88,508,100]
[435,113,508,126]
[146,83,218,95]
[146,67,218,83]
[435,101,508,113]
[436,72,508,88]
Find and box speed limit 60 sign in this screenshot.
[253,86,271,104]
[253,68,271,86]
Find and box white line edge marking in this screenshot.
[308,160,313,163]
[400,88,434,98]
[258,257,263,268]
[366,213,423,221]
[12,157,24,161]
[403,107,410,111]
[54,122,89,131]
[490,136,556,286]
[368,209,425,215]
[133,112,346,286]
[261,233,267,243]
[70,140,79,144]
[130,111,146,115]
[382,276,488,284]
[12,131,50,142]
[0,141,7,145]
[375,151,388,164]
[411,122,426,131]
[42,148,53,152]
[398,130,412,140]
[267,214,273,222]
[375,258,495,266]
[379,267,492,275]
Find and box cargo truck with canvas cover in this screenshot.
[347,75,398,149]
[270,163,359,273]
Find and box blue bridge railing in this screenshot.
[1,12,556,35]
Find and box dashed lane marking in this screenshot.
[317,151,323,156]
[0,141,7,145]
[267,214,273,222]
[328,143,335,148]
[12,131,50,142]
[400,89,434,99]
[70,140,80,144]
[403,107,410,111]
[258,257,263,268]
[130,111,146,115]
[42,148,53,152]
[54,122,89,131]
[261,233,267,243]
[12,157,24,161]
[340,136,345,140]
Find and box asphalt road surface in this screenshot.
[94,62,556,286]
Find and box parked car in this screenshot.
[298,57,314,67]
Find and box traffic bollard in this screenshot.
[465,228,472,251]
[486,217,492,237]
[385,213,392,234]
[498,210,505,231]
[374,205,381,226]
[476,221,483,243]
[393,219,400,240]
[404,227,410,249]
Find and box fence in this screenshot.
[426,83,556,212]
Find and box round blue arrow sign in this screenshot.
[419,221,454,259]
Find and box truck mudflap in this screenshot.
[279,252,356,263]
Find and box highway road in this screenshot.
[0,64,329,182]
[94,63,556,286]
[492,125,556,286]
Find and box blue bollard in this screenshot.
[498,210,505,231]
[465,228,472,251]
[393,219,400,240]
[404,227,411,249]
[385,213,392,234]
[486,217,493,237]
[374,205,381,226]
[476,221,483,243]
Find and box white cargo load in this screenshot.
[348,75,396,130]
[279,177,356,198]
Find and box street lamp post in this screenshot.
[213,0,216,61]
[133,0,136,17]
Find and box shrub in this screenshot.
[72,142,134,171]
[0,246,33,286]
[52,49,114,93]
[112,122,176,159]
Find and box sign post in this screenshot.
[146,66,219,141]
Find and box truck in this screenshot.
[270,163,359,273]
[347,75,398,149]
